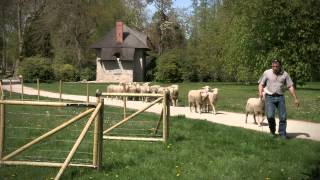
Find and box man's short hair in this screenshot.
[272,59,282,66]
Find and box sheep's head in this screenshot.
[171,84,179,90]
[202,85,210,91]
[200,90,209,101]
[212,88,218,95]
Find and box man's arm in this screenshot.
[288,86,299,107]
[258,83,264,99]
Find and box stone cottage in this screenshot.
[91,22,150,82]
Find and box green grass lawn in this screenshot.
[0,94,319,179]
[0,108,319,179]
[22,81,320,123]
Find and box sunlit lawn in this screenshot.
[23,81,320,123]
[0,95,319,179]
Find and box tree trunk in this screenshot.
[14,0,23,76]
[1,29,6,75]
[1,6,6,75]
[75,35,82,73]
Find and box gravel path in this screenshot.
[2,84,320,142]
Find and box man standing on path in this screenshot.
[258,59,299,138]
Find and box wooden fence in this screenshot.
[0,94,104,180]
[3,78,91,103]
[101,91,170,142]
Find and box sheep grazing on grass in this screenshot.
[245,97,265,126]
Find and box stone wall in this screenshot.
[96,58,133,82]
[95,49,146,82]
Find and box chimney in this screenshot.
[116,21,123,44]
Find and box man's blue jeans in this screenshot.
[265,94,287,136]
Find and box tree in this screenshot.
[252,0,320,85]
[184,0,320,84]
[122,0,148,31]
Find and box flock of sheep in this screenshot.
[106,82,179,106]
[106,82,265,126]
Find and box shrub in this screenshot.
[80,67,95,81]
[155,49,183,83]
[18,56,54,82]
[53,64,79,81]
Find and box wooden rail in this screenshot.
[101,91,170,143]
[0,100,96,107]
[0,92,104,180]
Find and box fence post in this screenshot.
[166,92,170,139]
[0,80,3,97]
[37,79,40,101]
[93,90,103,170]
[59,80,62,102]
[86,82,89,104]
[123,97,127,119]
[162,90,169,142]
[0,95,5,159]
[9,79,12,97]
[19,75,23,100]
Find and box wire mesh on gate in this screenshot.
[104,107,163,138]
[3,104,95,165]
[101,92,170,142]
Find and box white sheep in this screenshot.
[139,83,150,101]
[106,83,127,93]
[168,84,179,106]
[202,88,218,115]
[126,82,139,100]
[245,97,265,126]
[188,89,209,114]
[106,83,127,99]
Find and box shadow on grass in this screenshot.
[287,132,310,139]
[173,135,187,142]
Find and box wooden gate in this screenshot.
[0,96,104,180]
[101,91,170,142]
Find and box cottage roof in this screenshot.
[90,24,150,49]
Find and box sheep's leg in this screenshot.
[257,114,262,127]
[260,114,264,125]
[210,102,216,115]
[258,114,263,127]
[189,102,193,112]
[253,114,257,124]
[245,113,248,123]
[196,102,201,114]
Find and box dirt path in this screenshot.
[2,84,320,142]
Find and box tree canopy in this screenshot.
[0,0,319,84]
